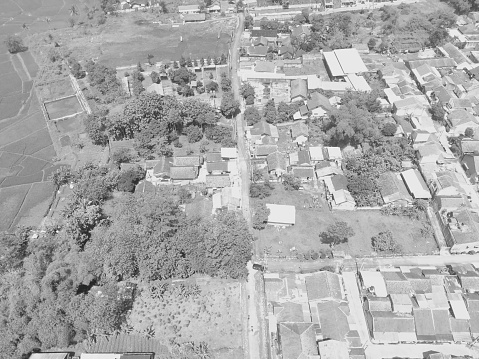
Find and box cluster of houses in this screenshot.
[132,148,242,213]
[177,1,235,22]
[264,271,366,359]
[360,265,479,344]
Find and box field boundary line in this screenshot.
[69,74,92,115]
[0,126,48,151]
[7,182,32,231]
[15,53,32,81]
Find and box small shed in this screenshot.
[266,204,296,226]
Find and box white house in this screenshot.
[266,204,296,226]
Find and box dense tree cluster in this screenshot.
[85,60,124,103]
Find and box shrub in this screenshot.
[371,230,401,253]
[252,202,270,230]
[205,126,232,143]
[117,166,145,192]
[282,173,301,191]
[111,148,132,164]
[249,183,272,198]
[382,122,397,136]
[5,35,26,54]
[185,125,203,143]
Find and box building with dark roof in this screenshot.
[367,311,417,343]
[278,322,318,359]
[305,272,343,302]
[170,166,198,180]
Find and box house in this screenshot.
[206,152,222,162]
[291,25,311,38]
[178,4,200,13]
[437,207,479,254]
[447,98,473,111]
[462,154,479,183]
[266,204,296,226]
[152,157,172,181]
[331,189,356,210]
[317,340,349,359]
[377,172,413,206]
[323,147,342,162]
[206,161,229,174]
[304,271,343,302]
[208,0,221,12]
[366,296,392,312]
[183,13,206,22]
[323,48,368,78]
[255,144,278,158]
[309,146,324,163]
[367,311,417,343]
[278,46,294,58]
[206,174,230,188]
[407,57,457,70]
[448,109,479,136]
[267,151,287,177]
[461,139,479,154]
[315,162,341,180]
[360,271,388,297]
[400,169,432,199]
[291,122,309,146]
[417,142,445,165]
[393,97,427,117]
[173,156,202,167]
[277,322,318,359]
[246,46,268,58]
[308,92,332,118]
[324,174,348,195]
[170,166,198,181]
[291,166,315,181]
[439,43,471,67]
[290,79,308,102]
[221,147,237,159]
[249,121,279,143]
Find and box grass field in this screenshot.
[26,13,236,68]
[37,78,76,102]
[128,279,243,357]
[255,186,438,258]
[45,95,83,120]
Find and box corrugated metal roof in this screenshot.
[334,48,368,74]
[323,51,344,77]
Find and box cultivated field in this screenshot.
[45,95,84,120]
[128,278,244,358]
[255,186,438,258]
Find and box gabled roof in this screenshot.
[308,92,332,112]
[309,146,324,161]
[297,150,311,164]
[250,121,279,138]
[170,166,197,180]
[173,156,201,166]
[255,144,278,157]
[400,169,431,199]
[316,301,351,341]
[291,79,308,99]
[206,152,222,162]
[331,174,348,191]
[377,172,412,204]
[305,271,343,301]
[370,311,416,334]
[267,151,287,171]
[251,29,278,38]
[247,46,268,57]
[448,109,478,127]
[206,161,229,172]
[206,174,230,188]
[407,57,457,69]
[153,157,172,176]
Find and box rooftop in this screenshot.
[266,204,296,225]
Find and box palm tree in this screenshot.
[69,5,78,16]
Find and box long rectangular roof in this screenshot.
[266,204,296,225]
[334,48,368,74]
[323,51,344,77]
[400,169,432,199]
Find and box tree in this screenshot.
[150,71,159,84]
[240,83,255,105]
[117,166,145,192]
[371,230,401,253]
[429,27,449,47]
[147,54,154,65]
[220,73,232,92]
[244,107,261,125]
[205,81,219,93]
[263,99,277,124]
[220,93,240,118]
[49,166,73,189]
[182,98,217,127]
[185,125,203,143]
[252,202,270,230]
[69,5,79,16]
[244,14,254,29]
[170,67,196,85]
[111,148,132,164]
[65,204,104,249]
[5,35,26,53]
[205,126,232,143]
[282,173,301,191]
[367,37,377,50]
[320,221,355,246]
[465,127,474,138]
[429,103,446,125]
[382,122,397,136]
[250,183,272,198]
[137,61,143,72]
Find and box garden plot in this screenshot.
[44,95,84,120]
[128,280,243,355]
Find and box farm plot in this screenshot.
[45,95,84,120]
[19,52,39,78]
[128,279,243,356]
[36,78,75,102]
[0,184,31,231]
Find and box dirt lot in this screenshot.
[128,278,243,359]
[255,186,438,258]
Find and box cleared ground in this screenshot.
[128,278,244,359]
[255,186,438,258]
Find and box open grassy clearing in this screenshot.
[255,186,438,258]
[11,181,55,229]
[36,78,75,102]
[45,95,83,120]
[128,279,243,355]
[26,13,235,68]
